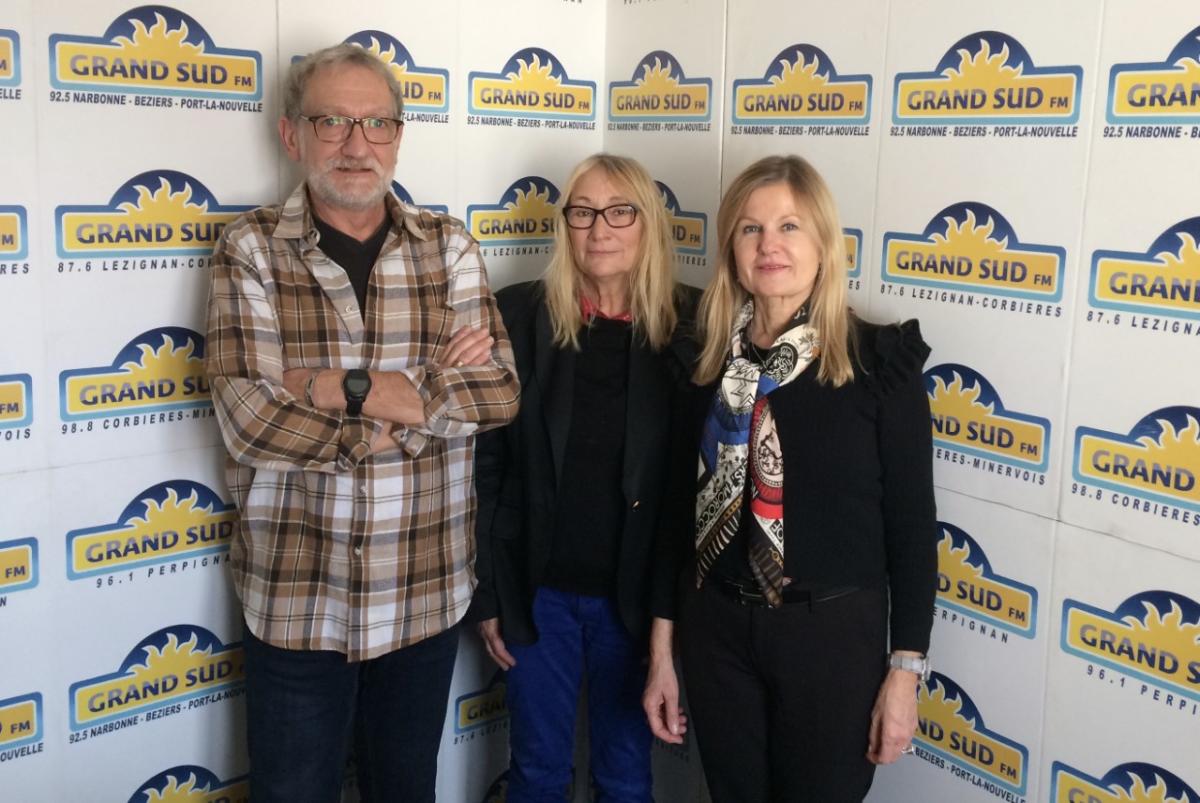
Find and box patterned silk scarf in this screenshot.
[695,299,820,606]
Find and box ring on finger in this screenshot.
[901,744,916,755]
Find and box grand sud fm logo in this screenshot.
[1052,760,1199,803]
[129,764,248,803]
[1074,407,1199,514]
[0,205,28,260]
[1090,217,1200,322]
[70,624,243,731]
[0,28,19,87]
[656,181,706,256]
[925,364,1051,472]
[936,522,1037,638]
[455,669,507,735]
[56,170,252,259]
[916,672,1028,797]
[0,692,42,752]
[893,31,1081,125]
[468,47,595,120]
[1061,590,1200,703]
[0,372,32,430]
[59,326,210,421]
[883,202,1065,302]
[0,537,38,595]
[391,181,449,215]
[466,176,560,247]
[844,228,862,279]
[733,43,871,125]
[49,5,261,100]
[609,51,711,123]
[1108,25,1200,124]
[66,480,235,580]
[342,30,447,114]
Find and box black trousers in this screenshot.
[679,582,888,803]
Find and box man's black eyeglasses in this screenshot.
[299,114,404,144]
[561,204,639,229]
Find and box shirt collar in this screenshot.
[580,293,633,323]
[272,181,431,248]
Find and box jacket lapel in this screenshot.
[535,301,574,487]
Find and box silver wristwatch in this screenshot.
[888,652,932,682]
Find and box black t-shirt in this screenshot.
[312,212,391,317]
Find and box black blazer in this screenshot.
[467,281,700,646]
[678,318,938,653]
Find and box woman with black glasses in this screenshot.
[468,154,698,802]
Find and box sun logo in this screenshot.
[733,43,871,125]
[884,202,1064,300]
[49,6,261,99]
[343,30,448,113]
[469,47,595,120]
[893,31,1080,124]
[131,765,249,803]
[936,523,1037,637]
[0,28,20,86]
[59,327,211,421]
[467,177,561,247]
[0,537,37,594]
[1053,760,1200,803]
[609,51,711,122]
[70,624,243,730]
[916,673,1028,795]
[1090,217,1200,321]
[56,170,252,258]
[1109,25,1200,123]
[66,480,236,580]
[926,364,1051,471]
[1074,406,1200,512]
[1062,590,1200,702]
[0,692,42,750]
[0,205,28,260]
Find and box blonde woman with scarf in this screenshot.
[643,155,937,803]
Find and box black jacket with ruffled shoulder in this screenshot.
[673,316,937,653]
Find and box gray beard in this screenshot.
[306,168,392,211]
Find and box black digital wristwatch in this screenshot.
[341,369,372,416]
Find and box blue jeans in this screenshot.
[505,588,653,803]
[242,622,460,803]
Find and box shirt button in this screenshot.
[354,546,363,556]
[360,485,367,494]
[632,500,640,510]
[345,304,355,313]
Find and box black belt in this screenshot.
[712,577,861,608]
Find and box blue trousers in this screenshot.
[242,622,460,803]
[505,588,653,803]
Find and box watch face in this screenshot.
[344,370,371,398]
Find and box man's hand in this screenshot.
[866,665,921,764]
[475,618,515,670]
[438,326,494,370]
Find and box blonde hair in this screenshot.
[543,154,678,351]
[695,155,855,386]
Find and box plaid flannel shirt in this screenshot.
[206,184,519,661]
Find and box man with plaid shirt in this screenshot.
[206,43,519,803]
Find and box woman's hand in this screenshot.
[642,618,687,744]
[438,326,495,370]
[866,666,921,764]
[475,618,515,670]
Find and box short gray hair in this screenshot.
[282,43,405,120]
